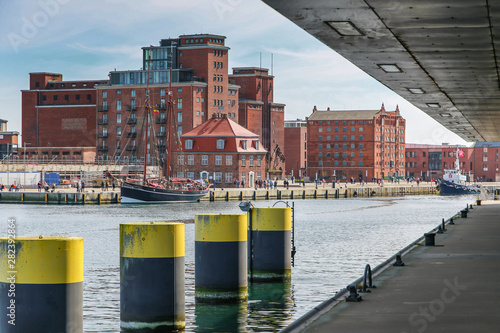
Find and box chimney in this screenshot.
[380,103,385,112]
[313,105,317,112]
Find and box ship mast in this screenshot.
[165,49,174,179]
[143,52,152,185]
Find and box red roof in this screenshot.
[182,116,259,138]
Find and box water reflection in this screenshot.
[247,282,293,331]
[194,301,248,332]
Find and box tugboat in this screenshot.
[438,148,480,195]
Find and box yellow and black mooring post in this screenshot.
[0,236,83,332]
[120,222,185,331]
[250,207,292,282]
[195,214,248,302]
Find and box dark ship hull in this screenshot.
[121,181,209,203]
[439,180,480,195]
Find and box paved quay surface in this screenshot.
[295,201,500,333]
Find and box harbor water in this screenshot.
[1,195,476,332]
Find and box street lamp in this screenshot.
[23,142,31,171]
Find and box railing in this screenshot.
[126,145,137,151]
[156,132,166,137]
[156,145,166,151]
[155,118,166,124]
[98,119,108,125]
[126,132,137,138]
[98,146,108,151]
[98,133,108,138]
[0,155,158,167]
[156,104,166,111]
[127,118,137,125]
[97,106,108,112]
[126,105,137,111]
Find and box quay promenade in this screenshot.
[283,201,500,333]
[0,181,498,204]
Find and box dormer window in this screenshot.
[216,139,225,150]
[253,140,259,150]
[185,139,193,150]
[241,140,247,150]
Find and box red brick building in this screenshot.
[406,143,500,182]
[172,114,267,187]
[21,72,108,148]
[306,104,406,181]
[0,119,19,159]
[229,67,286,177]
[284,119,307,178]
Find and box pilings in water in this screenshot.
[249,207,292,282]
[195,214,248,302]
[120,222,185,331]
[0,236,84,332]
[0,191,119,204]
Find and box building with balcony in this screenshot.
[306,104,406,181]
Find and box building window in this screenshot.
[343,136,347,141]
[327,136,331,141]
[177,172,184,178]
[185,139,193,150]
[177,98,182,109]
[318,128,323,132]
[319,152,323,158]
[177,125,182,135]
[342,144,347,149]
[215,155,222,166]
[225,172,233,183]
[350,152,355,157]
[102,91,107,98]
[359,152,363,157]
[187,155,194,165]
[318,161,323,166]
[241,140,247,149]
[177,112,182,123]
[226,155,232,165]
[343,128,347,132]
[216,139,225,150]
[319,144,323,149]
[257,156,261,166]
[351,127,355,132]
[177,155,184,165]
[253,140,259,149]
[334,161,339,166]
[342,152,347,157]
[131,89,136,97]
[241,155,246,166]
[160,88,165,96]
[359,161,363,166]
[214,172,222,183]
[318,136,323,141]
[342,161,347,166]
[117,100,121,111]
[249,155,254,166]
[359,136,363,140]
[334,152,339,157]
[351,135,355,140]
[116,126,121,137]
[334,144,339,149]
[351,144,355,149]
[335,128,339,133]
[187,172,194,179]
[116,113,121,124]
[201,155,208,165]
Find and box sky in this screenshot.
[0,0,469,146]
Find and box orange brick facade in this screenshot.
[306,105,406,181]
[284,120,307,178]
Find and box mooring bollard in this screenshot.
[0,236,83,332]
[195,214,248,302]
[476,199,481,206]
[424,232,436,246]
[442,218,447,232]
[120,222,185,331]
[393,252,405,266]
[346,284,362,302]
[249,207,292,282]
[461,209,468,218]
[449,217,455,225]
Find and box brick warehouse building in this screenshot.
[306,104,406,181]
[284,119,307,178]
[405,143,500,182]
[0,119,19,159]
[229,67,286,177]
[172,114,267,187]
[21,73,108,148]
[21,34,286,178]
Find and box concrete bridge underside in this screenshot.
[263,0,500,141]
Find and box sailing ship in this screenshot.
[119,51,210,203]
[438,148,480,195]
